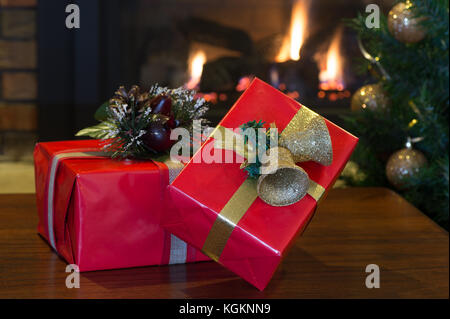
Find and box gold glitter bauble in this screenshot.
[257,147,309,206]
[388,2,426,44]
[386,147,427,189]
[351,84,389,112]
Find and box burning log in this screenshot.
[199,56,268,92]
[315,27,345,91]
[269,58,319,101]
[178,17,254,55]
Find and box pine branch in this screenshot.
[342,0,449,229]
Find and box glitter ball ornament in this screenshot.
[388,2,426,44]
[386,144,427,189]
[351,84,389,111]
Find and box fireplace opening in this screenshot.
[117,0,391,126]
[1,0,396,193]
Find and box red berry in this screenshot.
[150,95,172,116]
[166,116,181,129]
[142,121,175,152]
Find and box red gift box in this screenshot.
[164,78,358,290]
[34,139,209,271]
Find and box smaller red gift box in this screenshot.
[34,139,209,271]
[164,78,358,290]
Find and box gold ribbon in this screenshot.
[202,106,331,261]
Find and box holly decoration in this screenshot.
[76,84,209,159]
[239,120,278,179]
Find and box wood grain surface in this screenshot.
[0,188,447,298]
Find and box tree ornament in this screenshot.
[386,137,427,189]
[388,1,426,44]
[351,83,389,111]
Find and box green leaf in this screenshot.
[94,101,109,121]
[75,122,117,139]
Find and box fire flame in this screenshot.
[276,0,311,62]
[186,50,206,89]
[317,27,345,91]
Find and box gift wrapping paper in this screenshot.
[34,139,209,272]
[164,78,358,290]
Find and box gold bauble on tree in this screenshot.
[351,83,389,111]
[388,1,426,44]
[386,139,427,189]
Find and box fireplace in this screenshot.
[36,0,395,142]
[117,0,367,125]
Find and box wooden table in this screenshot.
[0,188,447,299]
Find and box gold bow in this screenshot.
[202,105,333,262]
[213,106,333,207]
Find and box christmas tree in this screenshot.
[342,0,449,229]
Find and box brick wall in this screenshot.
[0,0,37,161]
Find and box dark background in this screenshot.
[36,0,394,141]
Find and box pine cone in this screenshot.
[109,85,152,115]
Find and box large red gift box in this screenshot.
[164,78,358,290]
[34,139,209,271]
